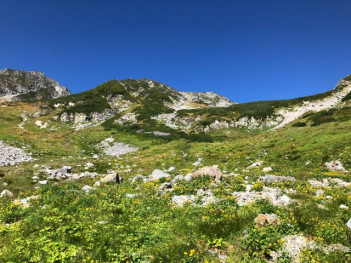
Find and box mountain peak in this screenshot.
[0,69,70,101]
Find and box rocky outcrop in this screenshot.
[167,91,235,110]
[273,82,351,130]
[0,68,70,100]
[152,113,283,132]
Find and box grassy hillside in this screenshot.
[1,99,351,262]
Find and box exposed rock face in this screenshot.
[0,68,70,100]
[59,109,119,129]
[167,91,235,110]
[152,113,283,132]
[273,82,351,130]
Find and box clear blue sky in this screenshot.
[0,0,350,103]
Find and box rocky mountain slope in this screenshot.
[47,74,351,135]
[48,78,236,132]
[1,72,351,262]
[0,68,70,101]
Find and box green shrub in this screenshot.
[292,122,306,127]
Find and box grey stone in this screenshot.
[148,169,170,181]
[260,175,296,183]
[0,190,14,198]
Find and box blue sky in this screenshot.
[0,0,350,103]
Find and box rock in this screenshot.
[0,68,70,100]
[0,173,4,178]
[15,195,39,207]
[0,190,14,198]
[277,195,291,205]
[0,140,33,166]
[97,138,138,157]
[188,165,222,182]
[183,174,192,181]
[159,182,172,190]
[85,162,94,168]
[171,174,183,183]
[32,176,39,180]
[262,167,272,173]
[339,204,349,209]
[98,221,108,225]
[315,189,324,197]
[324,244,351,254]
[247,160,263,169]
[167,167,176,172]
[114,112,138,126]
[325,160,345,172]
[254,214,280,227]
[132,174,146,183]
[233,187,294,207]
[82,185,95,193]
[309,179,330,188]
[147,131,170,136]
[325,195,333,200]
[172,195,196,207]
[260,175,296,183]
[125,193,141,198]
[281,235,315,261]
[44,166,72,179]
[198,189,218,206]
[38,180,48,185]
[148,169,171,181]
[94,181,101,187]
[101,173,122,184]
[318,204,328,210]
[347,218,351,229]
[330,178,351,187]
[192,158,203,166]
[172,189,218,207]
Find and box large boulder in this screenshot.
[188,165,222,182]
[148,169,171,181]
[101,173,122,184]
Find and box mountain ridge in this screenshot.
[0,68,70,101]
[1,68,351,134]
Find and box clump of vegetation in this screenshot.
[292,121,307,127]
